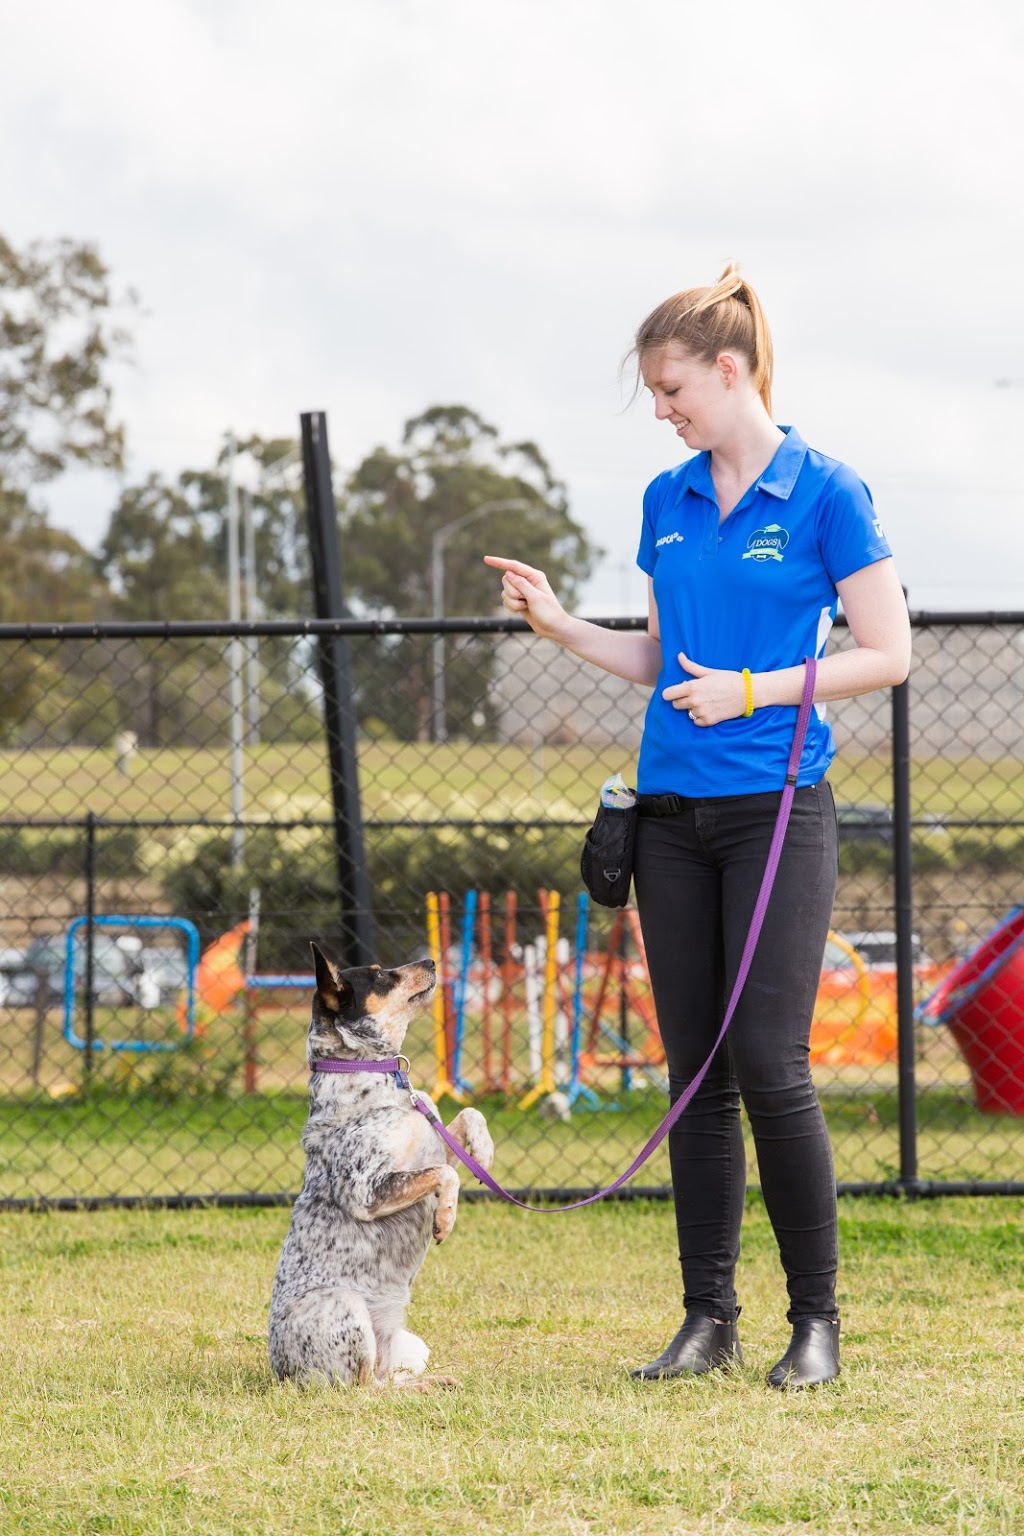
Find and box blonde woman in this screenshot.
[485,264,910,1390]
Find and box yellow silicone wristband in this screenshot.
[742,668,754,718]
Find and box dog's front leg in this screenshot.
[362,1165,461,1243]
[444,1107,495,1174]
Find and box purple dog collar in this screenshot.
[312,1055,411,1089]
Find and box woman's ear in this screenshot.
[716,350,742,390]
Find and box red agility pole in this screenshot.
[438,890,456,1075]
[479,891,497,1091]
[501,890,518,1094]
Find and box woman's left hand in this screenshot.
[662,652,748,726]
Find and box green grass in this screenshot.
[0,1198,1021,1535]
[2,995,1022,1203]
[2,1072,1021,1204]
[2,741,1023,824]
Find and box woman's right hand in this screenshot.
[483,556,569,641]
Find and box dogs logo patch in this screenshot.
[742,524,789,562]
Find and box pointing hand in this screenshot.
[483,556,568,641]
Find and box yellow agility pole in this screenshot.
[520,888,560,1109]
[426,891,464,1102]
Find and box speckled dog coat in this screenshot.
[268,945,494,1387]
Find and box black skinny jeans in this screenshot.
[633,780,840,1324]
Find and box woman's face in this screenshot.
[641,343,736,452]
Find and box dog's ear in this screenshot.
[310,942,351,1015]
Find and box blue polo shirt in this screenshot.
[636,425,892,797]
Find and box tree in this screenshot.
[99,474,225,621]
[95,445,321,747]
[187,434,310,618]
[0,480,111,741]
[96,475,228,746]
[0,233,135,489]
[0,482,103,622]
[0,231,135,735]
[339,405,600,739]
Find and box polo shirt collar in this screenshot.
[685,424,809,505]
[757,425,809,500]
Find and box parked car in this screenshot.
[839,929,931,969]
[834,802,894,844]
[138,945,191,1005]
[3,936,67,1007]
[0,947,28,1008]
[3,933,171,1009]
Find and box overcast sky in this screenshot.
[4,0,1023,613]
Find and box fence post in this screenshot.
[30,981,46,1088]
[299,411,374,966]
[892,679,919,1192]
[84,811,97,1081]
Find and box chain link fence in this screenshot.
[1,613,1022,1208]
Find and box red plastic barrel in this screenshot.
[918,907,1024,1114]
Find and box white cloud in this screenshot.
[4,0,1023,610]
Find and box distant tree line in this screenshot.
[0,232,599,745]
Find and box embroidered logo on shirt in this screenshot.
[873,518,885,539]
[655,531,685,547]
[741,524,790,562]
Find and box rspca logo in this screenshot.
[656,531,684,547]
[741,524,789,563]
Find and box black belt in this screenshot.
[635,792,688,817]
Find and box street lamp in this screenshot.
[225,434,245,869]
[430,498,530,743]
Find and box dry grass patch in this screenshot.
[0,1197,1021,1534]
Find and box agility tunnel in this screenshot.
[918,906,1024,1114]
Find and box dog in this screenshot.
[268,943,494,1388]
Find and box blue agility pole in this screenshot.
[451,890,477,1096]
[567,891,601,1110]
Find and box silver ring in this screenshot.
[688,710,696,723]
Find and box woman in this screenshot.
[484,263,911,1390]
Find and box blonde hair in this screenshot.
[632,261,775,416]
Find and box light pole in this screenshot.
[241,488,261,747]
[225,434,245,869]
[430,498,530,743]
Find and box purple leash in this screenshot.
[317,660,818,1214]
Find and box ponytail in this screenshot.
[631,261,775,416]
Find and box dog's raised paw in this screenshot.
[433,1205,456,1243]
[433,1164,460,1243]
[464,1122,495,1173]
[446,1107,495,1174]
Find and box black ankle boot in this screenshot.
[630,1310,743,1380]
[767,1318,840,1390]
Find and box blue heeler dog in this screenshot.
[269,944,494,1387]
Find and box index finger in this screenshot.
[483,555,542,580]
